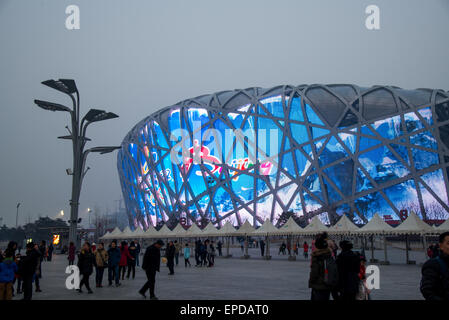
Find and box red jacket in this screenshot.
[119,245,133,266]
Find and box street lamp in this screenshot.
[34,79,120,248]
[16,202,21,228]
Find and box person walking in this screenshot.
[260,240,265,257]
[184,243,191,267]
[0,250,18,300]
[94,242,108,288]
[17,242,40,300]
[166,241,176,275]
[107,240,121,287]
[174,240,181,266]
[207,241,215,267]
[135,242,141,267]
[68,242,76,266]
[217,240,223,257]
[336,240,361,301]
[303,241,309,259]
[194,240,201,267]
[201,241,208,266]
[77,242,95,294]
[127,241,137,279]
[421,232,449,300]
[308,234,337,301]
[119,241,134,280]
[34,244,42,293]
[47,243,54,262]
[139,240,164,300]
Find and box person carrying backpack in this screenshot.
[308,234,339,300]
[421,232,449,300]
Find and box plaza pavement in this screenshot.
[13,244,425,300]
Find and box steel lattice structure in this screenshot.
[117,84,449,230]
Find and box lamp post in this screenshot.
[16,202,21,228]
[34,79,120,248]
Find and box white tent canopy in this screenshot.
[393,211,434,234]
[278,217,304,235]
[234,220,255,236]
[118,226,133,239]
[132,226,146,238]
[202,222,220,237]
[100,231,111,240]
[302,216,329,235]
[357,213,394,235]
[328,215,360,235]
[144,224,159,239]
[171,223,188,238]
[185,223,204,238]
[436,219,449,232]
[218,221,237,236]
[254,219,280,236]
[106,227,123,240]
[157,224,174,238]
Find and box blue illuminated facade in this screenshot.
[118,85,449,229]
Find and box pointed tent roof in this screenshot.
[357,213,394,235]
[100,231,111,239]
[254,219,280,235]
[171,223,188,237]
[218,221,237,236]
[394,211,434,234]
[119,226,133,239]
[436,219,449,232]
[185,223,204,238]
[202,222,220,237]
[157,224,175,238]
[132,226,146,238]
[278,217,304,235]
[144,224,159,238]
[234,220,255,236]
[107,227,123,239]
[328,215,360,235]
[302,216,329,235]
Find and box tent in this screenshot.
[218,221,237,236]
[171,223,188,238]
[99,231,111,240]
[117,226,133,239]
[143,224,159,239]
[202,222,220,237]
[106,227,123,240]
[302,216,329,235]
[357,213,394,235]
[328,215,360,235]
[185,223,204,238]
[393,211,434,234]
[253,219,280,236]
[278,217,304,236]
[234,220,255,236]
[436,219,449,232]
[132,226,146,238]
[157,224,175,238]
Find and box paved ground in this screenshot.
[12,244,425,300]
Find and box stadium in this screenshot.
[117,84,449,230]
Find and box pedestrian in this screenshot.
[421,231,449,300]
[184,243,191,267]
[336,240,361,301]
[201,241,208,266]
[217,240,223,256]
[77,241,95,294]
[127,241,137,279]
[135,241,141,267]
[91,243,97,253]
[356,255,371,300]
[194,240,201,267]
[293,242,298,256]
[174,240,181,266]
[14,253,22,295]
[107,240,121,287]
[139,239,164,300]
[427,245,434,259]
[33,244,42,292]
[166,241,175,275]
[308,234,338,300]
[260,239,265,256]
[68,242,76,266]
[208,241,216,267]
[287,241,291,255]
[303,241,309,259]
[0,249,18,300]
[47,243,54,262]
[119,241,133,280]
[94,242,108,288]
[17,242,40,300]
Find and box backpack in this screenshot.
[323,256,339,287]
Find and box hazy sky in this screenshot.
[1,0,448,227]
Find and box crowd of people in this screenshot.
[1,231,448,301]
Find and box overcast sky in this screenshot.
[0,0,448,227]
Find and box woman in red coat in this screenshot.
[119,241,133,280]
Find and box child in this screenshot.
[183,243,191,268]
[0,251,18,300]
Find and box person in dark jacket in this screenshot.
[18,242,40,300]
[421,232,449,300]
[127,241,137,279]
[308,235,334,300]
[260,240,265,257]
[139,240,164,300]
[217,240,223,256]
[166,241,176,275]
[68,242,76,265]
[336,240,361,300]
[194,240,201,266]
[107,240,121,287]
[135,242,141,267]
[77,242,95,293]
[47,243,54,262]
[33,244,42,292]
